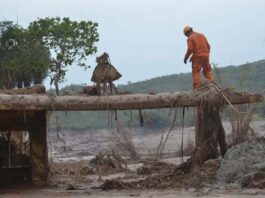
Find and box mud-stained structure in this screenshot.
[0,111,47,185]
[0,85,47,185]
[0,82,263,185]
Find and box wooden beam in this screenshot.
[0,83,262,111]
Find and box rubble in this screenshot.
[217,137,265,188]
[89,150,127,173]
[99,158,220,190]
[136,160,176,175]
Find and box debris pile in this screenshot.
[82,85,99,95]
[91,52,121,94]
[136,160,176,175]
[99,158,220,190]
[50,137,265,190]
[49,150,127,187]
[50,162,94,178]
[89,150,127,173]
[217,137,265,188]
[91,52,121,84]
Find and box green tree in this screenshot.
[28,17,99,94]
[16,36,51,87]
[0,21,23,88]
[0,21,51,88]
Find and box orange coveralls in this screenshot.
[184,32,214,89]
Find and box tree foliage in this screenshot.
[0,21,51,88]
[28,17,99,94]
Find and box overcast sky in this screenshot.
[2,0,265,88]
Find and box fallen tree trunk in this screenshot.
[0,82,262,111]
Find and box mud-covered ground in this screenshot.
[1,121,265,197]
[49,121,265,162]
[2,186,265,198]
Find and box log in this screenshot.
[0,82,262,111]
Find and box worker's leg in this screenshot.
[192,59,202,89]
[202,57,214,81]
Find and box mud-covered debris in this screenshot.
[217,137,265,188]
[79,166,94,176]
[241,171,265,188]
[98,157,220,190]
[89,150,127,172]
[91,52,121,83]
[137,160,176,175]
[129,193,141,197]
[100,179,127,190]
[137,166,151,175]
[91,52,121,94]
[82,85,99,95]
[65,184,76,190]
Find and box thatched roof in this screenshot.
[91,52,122,83]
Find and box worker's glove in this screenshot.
[184,58,188,64]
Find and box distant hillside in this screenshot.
[52,59,265,131]
[118,59,265,93]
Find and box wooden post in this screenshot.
[193,98,227,165]
[29,111,48,185]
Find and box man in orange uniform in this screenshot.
[183,26,214,89]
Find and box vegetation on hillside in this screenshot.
[119,60,265,93]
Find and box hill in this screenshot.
[50,60,265,130]
[118,59,265,93]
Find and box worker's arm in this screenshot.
[184,39,193,64]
